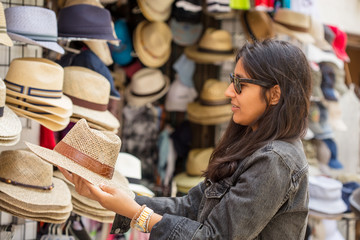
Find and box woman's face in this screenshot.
[225,59,268,129]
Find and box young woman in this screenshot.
[59,39,311,239]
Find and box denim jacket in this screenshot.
[111,139,309,239]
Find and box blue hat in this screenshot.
[170,18,203,47]
[322,138,343,169]
[320,62,338,101]
[173,54,195,88]
[109,19,133,66]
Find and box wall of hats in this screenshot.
[0,0,359,239]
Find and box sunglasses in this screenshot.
[229,73,274,94]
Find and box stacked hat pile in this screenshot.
[63,66,120,133]
[174,147,213,194]
[187,79,232,125]
[0,79,22,146]
[4,58,72,131]
[0,150,72,223]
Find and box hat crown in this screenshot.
[142,21,172,57]
[65,0,104,8]
[131,68,166,95]
[309,176,342,200]
[200,79,228,102]
[63,66,110,105]
[0,2,7,28]
[245,10,274,40]
[0,150,53,188]
[60,119,121,170]
[5,6,58,37]
[0,78,5,108]
[199,28,233,51]
[186,148,213,176]
[274,8,311,30]
[146,0,174,11]
[5,58,64,90]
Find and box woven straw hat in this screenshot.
[133,20,172,68]
[187,79,232,125]
[137,0,174,22]
[273,8,315,44]
[241,10,274,42]
[70,115,117,133]
[4,58,72,111]
[184,28,235,64]
[0,150,72,207]
[63,66,120,131]
[0,2,13,46]
[0,135,20,146]
[186,147,213,176]
[26,119,134,197]
[72,207,115,223]
[5,6,64,54]
[174,172,205,194]
[5,95,72,118]
[125,68,170,107]
[0,78,22,143]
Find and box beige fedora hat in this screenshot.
[5,95,72,118]
[4,58,72,111]
[63,66,120,131]
[241,10,274,42]
[84,40,114,66]
[174,172,205,194]
[70,115,118,133]
[0,150,72,207]
[185,28,235,64]
[273,8,315,44]
[26,119,134,198]
[0,78,22,143]
[187,79,232,125]
[125,68,170,107]
[133,20,172,68]
[137,0,174,22]
[0,2,13,47]
[186,147,213,176]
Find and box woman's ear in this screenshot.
[269,85,281,105]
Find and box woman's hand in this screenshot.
[58,166,140,218]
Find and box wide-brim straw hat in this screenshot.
[273,8,315,44]
[0,2,13,47]
[63,66,120,131]
[133,20,172,68]
[186,148,213,176]
[5,95,72,118]
[125,68,170,107]
[137,0,174,22]
[184,28,235,64]
[240,10,274,42]
[4,58,72,111]
[72,207,115,223]
[0,150,72,207]
[0,134,20,146]
[174,172,204,193]
[5,6,64,54]
[84,40,113,66]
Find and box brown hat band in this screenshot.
[274,21,309,33]
[0,177,54,190]
[65,94,108,111]
[54,141,114,179]
[200,98,231,106]
[197,47,234,55]
[4,79,62,99]
[130,82,166,97]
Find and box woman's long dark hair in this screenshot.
[204,39,312,182]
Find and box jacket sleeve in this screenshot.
[149,151,296,240]
[110,181,206,234]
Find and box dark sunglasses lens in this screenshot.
[230,74,241,94]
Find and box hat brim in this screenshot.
[0,191,72,214]
[125,75,170,107]
[72,197,115,217]
[26,142,135,200]
[0,105,22,137]
[174,172,204,189]
[0,177,71,207]
[71,105,120,131]
[8,32,64,54]
[273,22,315,44]
[13,110,69,131]
[0,33,14,47]
[309,198,347,215]
[70,116,117,133]
[184,45,235,64]
[133,21,171,68]
[137,0,171,22]
[72,207,115,223]
[6,88,73,111]
[187,102,232,125]
[0,134,20,146]
[6,95,72,118]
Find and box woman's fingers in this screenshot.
[57,166,74,184]
[99,184,117,195]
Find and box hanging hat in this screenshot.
[165,78,197,112]
[115,152,142,180]
[0,2,13,47]
[187,79,232,125]
[273,8,315,44]
[4,58,72,111]
[0,78,22,146]
[327,25,350,63]
[58,4,118,41]
[133,20,172,68]
[184,28,235,64]
[63,66,120,131]
[309,17,333,51]
[69,115,117,133]
[26,119,133,196]
[0,150,72,209]
[170,18,203,47]
[172,0,202,24]
[173,54,196,88]
[186,147,213,176]
[309,176,347,215]
[305,44,344,69]
[83,40,113,66]
[110,19,133,66]
[240,10,274,42]
[137,0,175,22]
[5,6,64,54]
[125,68,170,107]
[349,188,360,217]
